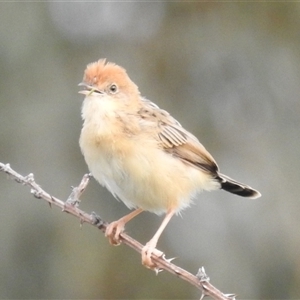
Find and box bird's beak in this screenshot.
[78,82,103,96]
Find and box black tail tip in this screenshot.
[219,174,261,199]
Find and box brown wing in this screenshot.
[138,98,219,174]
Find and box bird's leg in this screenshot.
[142,208,176,268]
[105,208,143,245]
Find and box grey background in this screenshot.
[0,2,299,299]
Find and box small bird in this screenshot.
[79,59,261,268]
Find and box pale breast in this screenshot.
[80,124,219,214]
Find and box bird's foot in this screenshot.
[141,240,164,269]
[105,220,126,246]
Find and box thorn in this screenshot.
[196,267,210,282]
[199,292,206,300]
[174,268,182,275]
[48,202,52,208]
[50,196,56,203]
[162,255,177,263]
[154,267,163,275]
[79,218,84,228]
[224,293,237,300]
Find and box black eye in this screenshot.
[109,84,118,94]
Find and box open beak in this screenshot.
[78,82,103,96]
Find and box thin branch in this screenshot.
[0,162,235,300]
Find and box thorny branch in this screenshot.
[0,162,236,300]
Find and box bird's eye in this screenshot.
[109,84,118,94]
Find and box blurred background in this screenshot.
[0,2,300,299]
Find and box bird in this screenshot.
[78,59,261,268]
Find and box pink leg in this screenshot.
[105,208,143,245]
[142,208,176,268]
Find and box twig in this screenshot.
[0,162,236,300]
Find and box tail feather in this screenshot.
[218,173,261,199]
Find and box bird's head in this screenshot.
[79,59,140,103]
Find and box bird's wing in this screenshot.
[138,99,219,174]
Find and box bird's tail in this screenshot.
[217,173,261,199]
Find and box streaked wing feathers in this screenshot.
[139,98,219,174]
[158,122,187,147]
